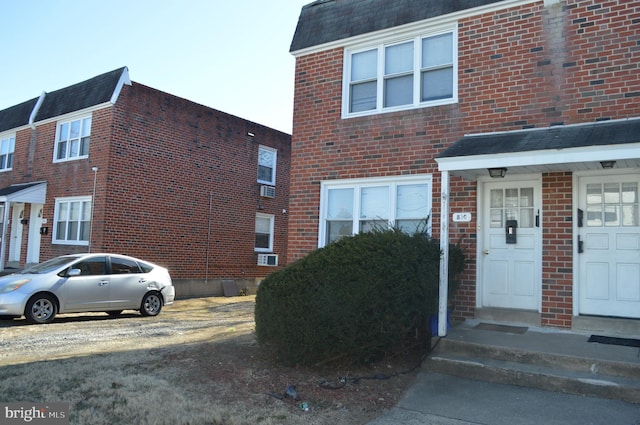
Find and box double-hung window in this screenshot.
[320,175,432,246]
[53,197,92,245]
[54,115,92,162]
[255,213,275,252]
[257,145,277,185]
[0,134,15,171]
[345,27,456,117]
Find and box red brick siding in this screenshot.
[289,0,640,327]
[3,83,290,283]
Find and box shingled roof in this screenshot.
[290,0,504,53]
[34,67,128,122]
[437,119,640,159]
[0,67,129,133]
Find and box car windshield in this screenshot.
[20,256,80,274]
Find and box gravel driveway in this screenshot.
[0,296,255,366]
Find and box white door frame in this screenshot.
[8,204,24,265]
[572,168,640,318]
[476,173,542,311]
[26,204,43,265]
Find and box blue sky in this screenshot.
[1,0,311,134]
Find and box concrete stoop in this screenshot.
[423,337,640,405]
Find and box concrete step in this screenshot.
[423,338,640,404]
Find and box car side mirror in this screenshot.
[67,268,82,277]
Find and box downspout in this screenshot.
[438,170,450,337]
[0,202,10,271]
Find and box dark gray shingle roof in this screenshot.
[0,67,127,133]
[437,119,640,159]
[34,67,127,122]
[290,0,504,52]
[0,98,39,133]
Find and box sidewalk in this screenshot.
[369,321,640,424]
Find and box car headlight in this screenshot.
[0,279,31,293]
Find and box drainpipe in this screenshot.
[438,170,450,337]
[0,202,10,271]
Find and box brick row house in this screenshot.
[0,67,291,297]
[288,0,640,334]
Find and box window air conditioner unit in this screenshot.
[257,253,278,266]
[260,185,276,198]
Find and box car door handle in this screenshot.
[138,278,147,284]
[98,280,109,286]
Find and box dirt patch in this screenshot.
[0,296,422,424]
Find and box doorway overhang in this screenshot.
[433,118,640,336]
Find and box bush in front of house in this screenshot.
[254,228,465,366]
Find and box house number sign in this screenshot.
[452,212,472,222]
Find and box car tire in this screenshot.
[25,294,57,324]
[140,292,162,317]
[106,310,123,317]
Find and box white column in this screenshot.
[438,171,450,337]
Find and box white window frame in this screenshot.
[342,25,458,118]
[53,196,92,245]
[257,145,277,186]
[319,175,433,247]
[0,133,15,172]
[53,114,92,163]
[255,213,275,252]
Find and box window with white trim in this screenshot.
[257,145,277,185]
[0,134,15,171]
[319,175,432,246]
[344,27,457,117]
[255,213,275,252]
[53,197,92,245]
[54,115,92,162]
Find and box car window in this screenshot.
[110,257,142,274]
[23,255,81,274]
[73,257,107,276]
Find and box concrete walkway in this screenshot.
[369,321,640,424]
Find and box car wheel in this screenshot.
[106,310,123,317]
[25,294,57,324]
[140,292,162,317]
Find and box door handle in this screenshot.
[483,250,490,255]
[98,280,109,286]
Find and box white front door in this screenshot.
[26,204,43,265]
[481,179,542,310]
[8,204,24,264]
[578,174,640,318]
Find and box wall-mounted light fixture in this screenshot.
[600,160,616,169]
[488,167,507,178]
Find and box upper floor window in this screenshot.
[0,134,15,171]
[319,175,432,246]
[255,213,275,252]
[257,145,277,185]
[344,27,457,117]
[54,115,92,162]
[53,196,92,245]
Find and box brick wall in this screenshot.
[1,82,291,295]
[289,0,640,325]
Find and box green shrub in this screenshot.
[255,229,464,366]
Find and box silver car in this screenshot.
[0,253,175,324]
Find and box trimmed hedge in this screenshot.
[254,229,464,366]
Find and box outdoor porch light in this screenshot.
[488,167,507,178]
[600,160,616,169]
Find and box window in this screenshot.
[586,182,639,227]
[0,134,15,171]
[73,256,107,275]
[110,256,143,274]
[257,145,277,185]
[255,213,275,252]
[54,115,92,162]
[53,197,92,245]
[345,27,456,117]
[489,188,535,229]
[320,175,432,246]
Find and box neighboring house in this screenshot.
[288,0,640,333]
[0,67,291,297]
